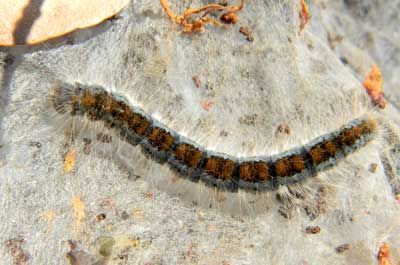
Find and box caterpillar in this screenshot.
[50,81,377,193]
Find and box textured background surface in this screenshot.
[0,0,399,264]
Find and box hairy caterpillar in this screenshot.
[50,81,377,194]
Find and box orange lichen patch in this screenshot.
[43,209,55,232]
[72,196,85,232]
[239,161,270,182]
[114,236,142,248]
[174,143,204,168]
[204,157,235,180]
[0,0,129,46]
[132,208,144,219]
[378,243,393,265]
[147,127,175,151]
[201,100,213,111]
[120,236,151,248]
[299,0,310,34]
[64,149,76,173]
[363,64,387,109]
[160,0,245,34]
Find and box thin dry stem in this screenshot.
[160,0,245,34]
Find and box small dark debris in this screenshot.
[335,243,350,253]
[120,211,130,220]
[5,236,30,265]
[327,32,344,49]
[275,193,284,202]
[66,240,99,265]
[82,138,92,155]
[205,81,214,91]
[220,12,238,24]
[97,133,112,143]
[118,253,128,260]
[192,75,201,88]
[276,124,291,135]
[304,205,318,221]
[127,173,141,182]
[278,206,292,219]
[340,57,349,65]
[96,213,107,221]
[83,138,92,144]
[288,186,304,199]
[220,130,228,137]
[0,54,15,66]
[219,0,228,6]
[239,26,254,42]
[369,163,378,173]
[239,114,257,126]
[68,240,77,250]
[106,14,122,22]
[28,141,42,148]
[83,145,91,155]
[305,226,321,234]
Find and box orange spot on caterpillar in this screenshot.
[174,143,204,168]
[81,91,96,108]
[128,113,151,136]
[147,127,175,152]
[275,155,305,177]
[204,157,235,180]
[201,100,213,111]
[239,161,270,182]
[378,242,393,265]
[64,149,76,173]
[308,140,338,165]
[299,0,310,34]
[363,64,387,109]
